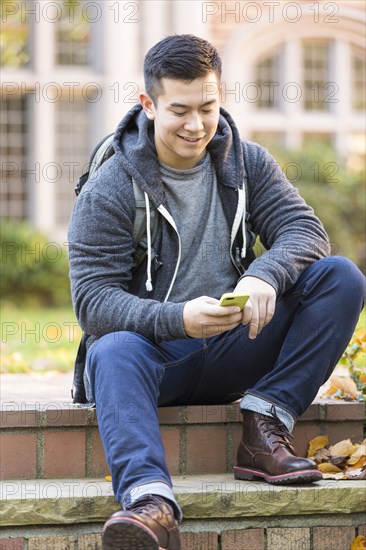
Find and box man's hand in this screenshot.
[234,276,276,339]
[183,296,243,339]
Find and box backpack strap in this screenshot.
[75,134,159,268]
[75,133,114,196]
[89,133,115,178]
[132,178,159,269]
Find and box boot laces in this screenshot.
[127,494,173,521]
[259,406,295,453]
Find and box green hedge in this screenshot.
[1,221,72,307]
[260,141,365,271]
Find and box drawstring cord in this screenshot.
[241,179,247,258]
[144,173,247,291]
[144,192,153,292]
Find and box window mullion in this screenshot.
[283,39,302,149]
[333,39,351,154]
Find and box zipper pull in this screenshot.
[235,246,241,267]
[154,255,163,272]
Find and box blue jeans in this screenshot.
[85,257,365,518]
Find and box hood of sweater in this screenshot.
[112,103,246,209]
[112,103,248,292]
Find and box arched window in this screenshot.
[247,35,365,152]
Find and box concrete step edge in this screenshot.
[1,474,365,527]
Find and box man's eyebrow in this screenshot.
[169,99,217,109]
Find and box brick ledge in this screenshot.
[1,398,365,425]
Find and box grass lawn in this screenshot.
[1,305,81,373]
[0,305,364,374]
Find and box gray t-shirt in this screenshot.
[159,154,238,302]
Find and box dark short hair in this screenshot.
[144,34,222,103]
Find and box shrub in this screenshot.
[1,220,71,307]
[261,141,365,272]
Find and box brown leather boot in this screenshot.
[102,494,181,550]
[234,407,322,484]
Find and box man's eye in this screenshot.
[173,112,186,117]
[201,109,212,114]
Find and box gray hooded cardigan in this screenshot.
[68,104,330,399]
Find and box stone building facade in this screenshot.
[1,0,365,241]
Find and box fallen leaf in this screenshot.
[323,385,341,397]
[313,447,331,464]
[347,445,366,465]
[351,535,366,549]
[105,475,112,482]
[329,439,357,457]
[318,462,342,473]
[349,457,366,470]
[326,375,359,399]
[329,455,349,469]
[307,435,329,458]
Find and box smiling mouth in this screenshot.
[178,135,204,143]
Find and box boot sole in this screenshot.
[234,465,323,485]
[102,516,166,550]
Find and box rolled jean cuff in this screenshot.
[122,481,183,523]
[240,392,295,432]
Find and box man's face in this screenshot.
[140,71,221,170]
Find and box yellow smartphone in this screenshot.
[219,293,250,310]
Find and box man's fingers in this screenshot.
[206,304,242,317]
[256,296,269,333]
[247,296,276,338]
[242,299,253,325]
[261,296,276,329]
[248,299,259,339]
[264,299,276,327]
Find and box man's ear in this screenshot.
[139,92,155,120]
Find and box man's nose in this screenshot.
[184,113,204,133]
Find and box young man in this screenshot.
[68,35,365,550]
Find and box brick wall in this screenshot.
[1,523,365,549]
[1,401,364,480]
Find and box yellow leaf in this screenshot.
[348,457,366,469]
[307,435,329,458]
[323,384,338,396]
[329,439,357,457]
[105,475,112,482]
[351,535,366,550]
[318,462,342,473]
[328,375,359,399]
[347,445,366,465]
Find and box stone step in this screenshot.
[0,399,364,480]
[0,475,365,550]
